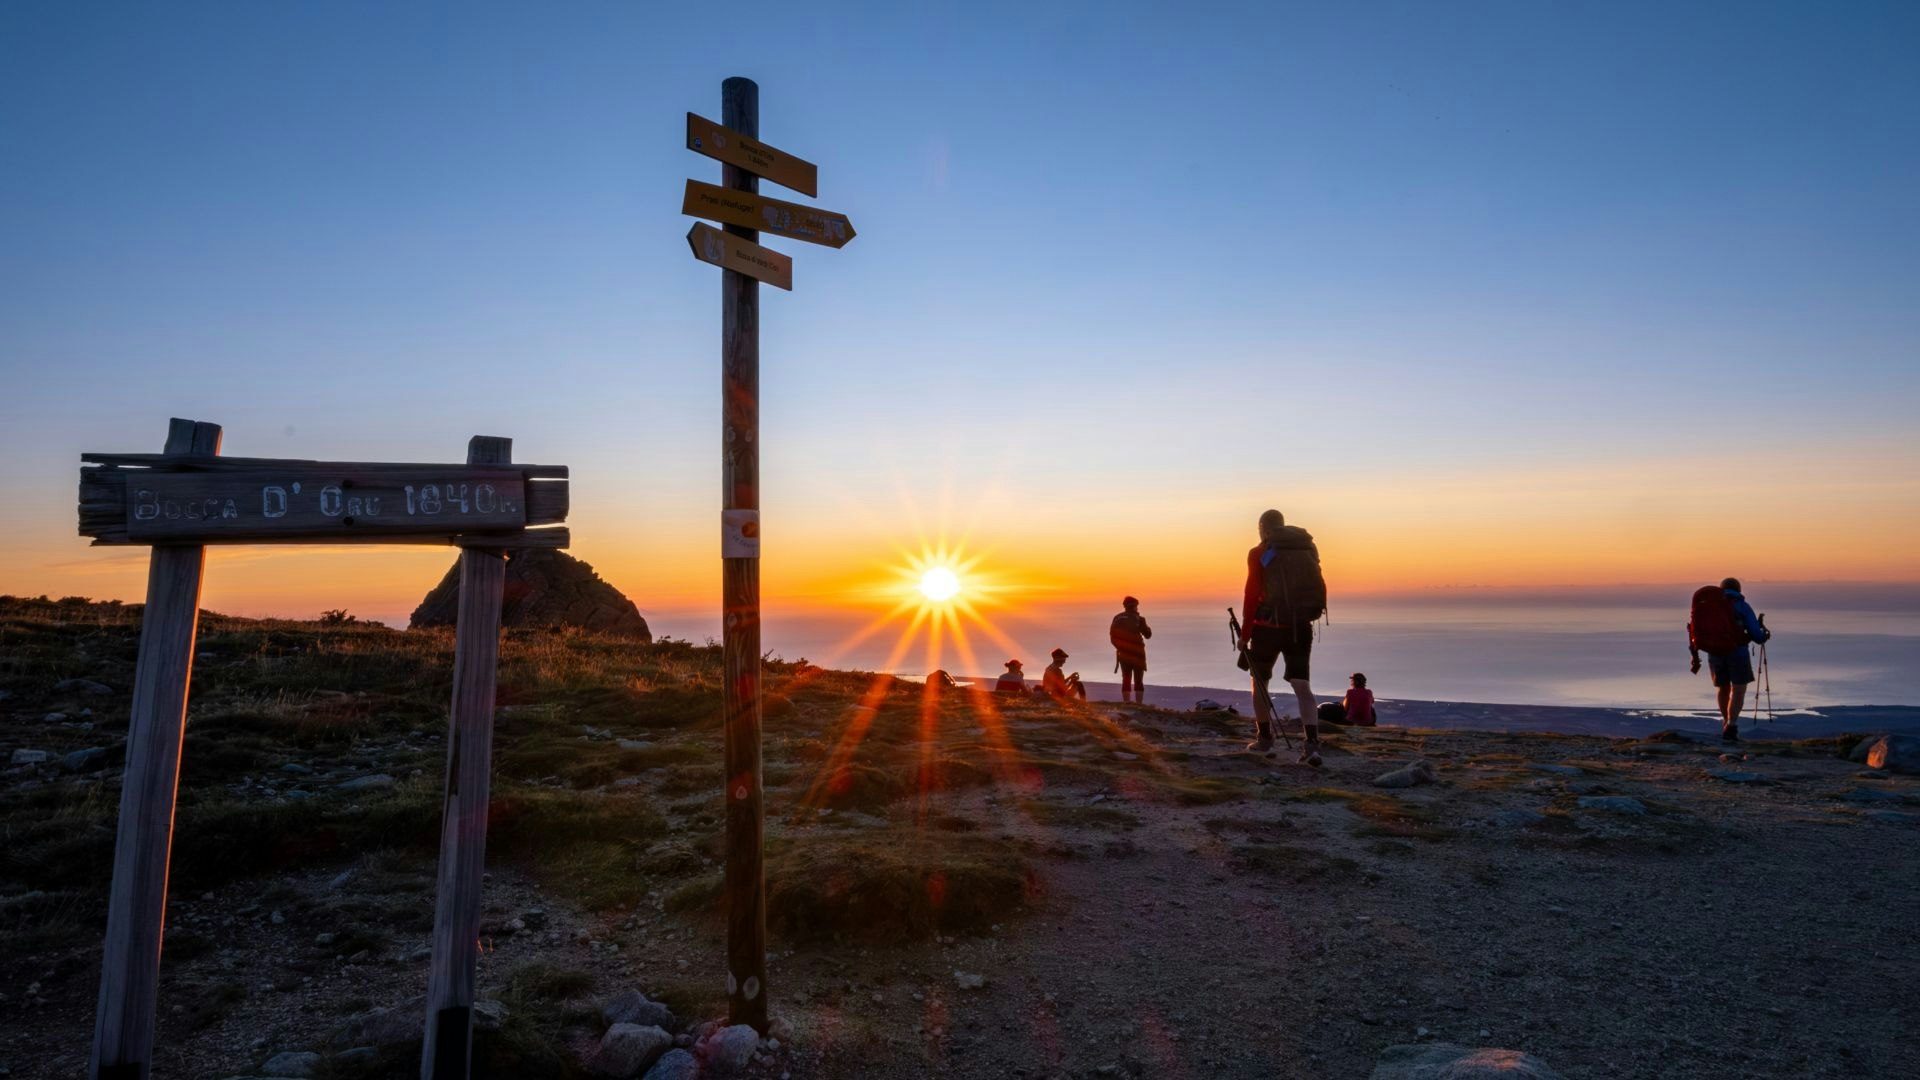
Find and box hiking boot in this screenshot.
[1246,721,1274,754]
[1299,739,1323,768]
[1721,724,1740,745]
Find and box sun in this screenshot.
[919,566,961,603]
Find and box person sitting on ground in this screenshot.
[1042,648,1087,700]
[1109,596,1153,704]
[1343,672,1376,727]
[995,659,1026,693]
[1688,577,1770,743]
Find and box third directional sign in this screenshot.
[686,113,818,197]
[686,222,794,290]
[682,180,855,249]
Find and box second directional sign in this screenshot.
[682,180,855,249]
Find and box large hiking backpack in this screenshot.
[1259,526,1327,622]
[1688,586,1747,654]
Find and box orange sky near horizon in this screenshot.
[9,437,1914,628]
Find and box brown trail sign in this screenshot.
[687,222,794,291]
[682,179,855,249]
[79,420,568,1080]
[680,75,858,1035]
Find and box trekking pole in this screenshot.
[1229,608,1294,751]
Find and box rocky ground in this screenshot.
[2,596,1917,1079]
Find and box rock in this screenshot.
[42,712,67,723]
[260,1050,320,1078]
[952,970,987,990]
[9,749,48,766]
[54,678,114,696]
[1373,761,1436,789]
[698,1025,759,1075]
[412,549,651,639]
[1576,796,1647,816]
[1863,734,1920,775]
[588,1023,674,1078]
[472,999,509,1031]
[333,1001,423,1048]
[601,989,677,1030]
[335,774,395,792]
[1489,809,1547,828]
[314,932,335,946]
[1526,764,1584,776]
[281,762,315,775]
[617,739,653,750]
[1370,1042,1565,1079]
[62,747,108,772]
[642,1049,699,1080]
[1707,769,1765,783]
[1848,738,1878,763]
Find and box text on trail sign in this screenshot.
[687,223,794,290]
[681,180,855,249]
[686,113,818,197]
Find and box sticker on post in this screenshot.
[722,510,760,558]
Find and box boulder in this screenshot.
[335,774,395,793]
[1371,1042,1566,1079]
[332,1001,421,1048]
[9,749,49,766]
[1863,734,1920,775]
[472,999,509,1032]
[63,746,108,772]
[411,549,651,638]
[697,1024,759,1075]
[1488,809,1547,828]
[53,678,114,696]
[642,1049,699,1080]
[1706,769,1765,784]
[600,988,677,1031]
[1373,761,1437,789]
[260,1050,320,1078]
[587,1023,673,1078]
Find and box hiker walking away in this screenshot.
[1238,509,1327,765]
[1688,577,1770,743]
[1343,672,1376,727]
[995,659,1027,694]
[1110,596,1153,704]
[1042,648,1087,700]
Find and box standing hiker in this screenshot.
[1042,648,1086,700]
[1110,596,1153,704]
[1688,577,1770,743]
[1238,509,1326,765]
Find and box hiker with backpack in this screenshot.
[1237,509,1327,766]
[1110,596,1153,703]
[1688,577,1771,744]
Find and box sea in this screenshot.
[653,583,1920,713]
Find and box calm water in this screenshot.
[652,586,1920,710]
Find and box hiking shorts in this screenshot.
[1707,649,1754,687]
[1248,621,1313,683]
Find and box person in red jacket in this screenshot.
[1343,672,1376,727]
[1239,509,1326,765]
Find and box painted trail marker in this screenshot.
[78,420,567,1080]
[679,75,857,1034]
[682,179,855,248]
[686,111,818,196]
[687,222,794,291]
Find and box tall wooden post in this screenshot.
[719,74,769,1033]
[420,436,513,1080]
[90,418,221,1080]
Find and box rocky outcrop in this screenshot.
[410,550,650,639]
[1371,1043,1566,1079]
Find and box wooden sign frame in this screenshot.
[81,420,567,1080]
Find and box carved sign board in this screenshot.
[686,112,818,197]
[681,180,855,249]
[79,458,568,547]
[686,223,793,290]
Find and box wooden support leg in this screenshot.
[421,436,512,1080]
[90,419,221,1080]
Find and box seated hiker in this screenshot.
[994,659,1026,693]
[1042,648,1087,700]
[1343,672,1377,727]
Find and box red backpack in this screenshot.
[1688,586,1747,654]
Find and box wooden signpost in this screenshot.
[679,77,856,1034]
[79,421,568,1080]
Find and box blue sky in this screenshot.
[3,2,1917,619]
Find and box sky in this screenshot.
[3,1,1918,643]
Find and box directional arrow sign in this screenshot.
[686,112,818,197]
[686,222,793,290]
[682,180,855,249]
